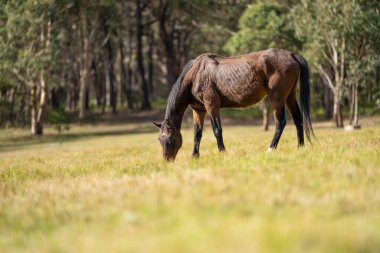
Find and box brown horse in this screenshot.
[154,48,313,161]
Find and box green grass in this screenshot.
[1,122,380,253]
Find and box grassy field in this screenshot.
[1,120,380,253]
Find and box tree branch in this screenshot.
[317,64,335,93]
[321,50,335,69]
[339,37,346,85]
[12,68,29,87]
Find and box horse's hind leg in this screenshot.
[286,92,304,147]
[204,94,226,152]
[268,97,287,151]
[192,109,206,158]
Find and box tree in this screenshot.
[152,0,196,88]
[2,0,60,134]
[290,0,380,128]
[346,0,380,127]
[224,2,302,54]
[135,0,151,110]
[0,0,251,129]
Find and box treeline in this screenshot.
[0,0,245,134]
[0,0,379,135]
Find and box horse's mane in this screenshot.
[165,60,194,119]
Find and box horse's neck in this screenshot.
[165,103,188,130]
[164,88,189,130]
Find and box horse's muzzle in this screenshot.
[164,155,175,162]
[164,151,177,162]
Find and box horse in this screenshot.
[153,48,314,161]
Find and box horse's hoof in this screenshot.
[267,147,274,152]
[192,153,200,159]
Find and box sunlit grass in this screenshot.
[1,123,380,253]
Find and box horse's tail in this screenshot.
[293,54,314,143]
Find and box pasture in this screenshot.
[1,120,380,253]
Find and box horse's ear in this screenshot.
[153,122,162,129]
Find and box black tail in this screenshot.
[293,54,314,143]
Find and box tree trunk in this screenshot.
[323,81,333,119]
[64,56,78,113]
[104,19,117,114]
[79,9,91,119]
[79,63,89,119]
[51,87,60,108]
[29,77,46,135]
[136,0,151,110]
[30,18,50,134]
[158,5,180,89]
[162,30,178,88]
[100,59,107,114]
[333,91,344,128]
[91,59,100,108]
[353,82,359,126]
[109,51,116,114]
[117,42,124,107]
[35,71,47,135]
[349,83,355,125]
[166,49,177,87]
[147,28,154,97]
[125,27,134,109]
[19,84,28,125]
[85,87,90,110]
[6,87,16,127]
[30,80,37,134]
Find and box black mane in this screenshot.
[165,60,194,120]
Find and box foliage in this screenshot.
[46,107,70,134]
[0,0,380,132]
[224,2,302,55]
[289,0,380,126]
[0,0,247,131]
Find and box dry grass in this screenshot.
[1,122,380,253]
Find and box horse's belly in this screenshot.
[217,82,267,108]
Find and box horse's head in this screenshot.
[153,119,182,161]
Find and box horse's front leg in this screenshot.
[204,96,226,152]
[192,109,206,158]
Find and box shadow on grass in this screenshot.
[0,124,156,153]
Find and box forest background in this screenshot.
[1,0,379,134]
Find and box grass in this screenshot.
[1,121,380,253]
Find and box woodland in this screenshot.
[1,0,379,134]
